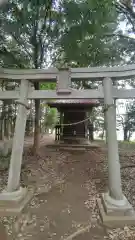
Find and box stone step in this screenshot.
[47,143,100,149]
[59,147,86,151]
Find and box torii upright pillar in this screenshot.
[98,77,135,227]
[0,80,33,216]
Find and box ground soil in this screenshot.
[1,135,135,240]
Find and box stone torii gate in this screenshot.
[0,66,135,226]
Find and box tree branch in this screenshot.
[10,33,32,59]
[105,33,135,42]
[115,1,135,32]
[0,46,26,68]
[39,0,53,36]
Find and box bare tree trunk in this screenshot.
[0,101,6,140]
[0,122,2,140]
[101,128,105,140]
[124,127,128,141]
[4,119,8,139]
[25,120,31,136]
[32,83,40,154]
[0,119,4,140]
[89,123,94,141]
[127,131,132,142]
[11,119,14,137]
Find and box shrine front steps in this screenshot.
[46,142,100,151]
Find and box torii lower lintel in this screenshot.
[0,88,135,100]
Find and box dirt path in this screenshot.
[14,146,108,240]
[1,138,135,239]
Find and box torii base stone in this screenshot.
[97,193,135,228]
[0,187,34,216]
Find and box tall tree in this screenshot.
[117,100,135,141]
[114,0,135,64]
[0,0,129,147]
[54,0,122,67]
[0,0,60,153]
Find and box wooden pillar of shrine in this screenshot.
[59,110,64,140]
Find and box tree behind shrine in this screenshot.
[0,0,127,149]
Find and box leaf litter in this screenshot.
[0,138,135,239]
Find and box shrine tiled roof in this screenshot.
[47,99,100,107]
[49,99,99,104]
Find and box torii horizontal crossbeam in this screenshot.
[1,64,135,80]
[0,87,135,100]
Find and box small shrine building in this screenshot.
[47,99,99,144]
